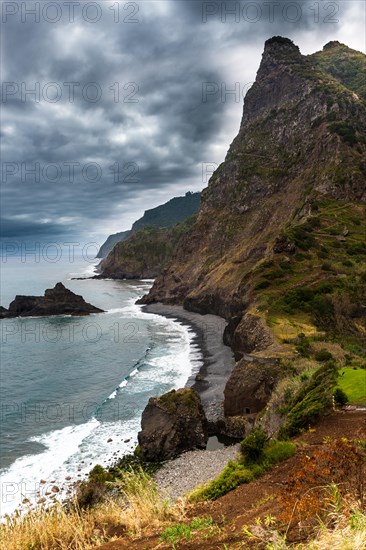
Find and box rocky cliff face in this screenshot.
[224,359,281,417]
[0,282,104,318]
[140,38,366,354]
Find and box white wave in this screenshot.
[0,418,99,518]
[0,281,204,520]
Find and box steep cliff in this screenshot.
[141,38,366,356]
[98,216,196,279]
[96,192,201,258]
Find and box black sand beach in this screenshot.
[143,303,236,423]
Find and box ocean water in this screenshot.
[0,252,202,517]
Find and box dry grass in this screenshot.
[0,468,186,550]
[298,507,366,550]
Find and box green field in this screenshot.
[338,368,366,405]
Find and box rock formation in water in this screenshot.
[0,282,104,318]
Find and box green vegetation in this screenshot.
[311,41,366,101]
[189,433,295,502]
[337,367,366,405]
[251,200,366,350]
[157,388,199,414]
[278,362,338,439]
[76,452,160,509]
[160,516,217,546]
[100,214,197,276]
[132,191,201,232]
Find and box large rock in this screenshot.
[138,388,208,461]
[1,282,104,318]
[224,359,281,417]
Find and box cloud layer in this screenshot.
[1,0,365,243]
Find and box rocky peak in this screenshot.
[257,36,301,78]
[323,40,345,51]
[241,36,308,127]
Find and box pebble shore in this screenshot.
[153,444,240,502]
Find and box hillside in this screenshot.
[98,216,196,279]
[96,192,201,258]
[141,37,366,358]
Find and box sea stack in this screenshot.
[0,282,104,318]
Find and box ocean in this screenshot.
[0,251,202,517]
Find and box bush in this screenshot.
[190,439,295,502]
[315,349,333,362]
[278,363,338,438]
[263,440,296,465]
[240,428,267,462]
[189,461,254,501]
[334,387,349,406]
[254,279,271,290]
[76,464,113,508]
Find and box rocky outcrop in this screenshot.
[224,359,281,417]
[0,282,104,318]
[138,388,208,461]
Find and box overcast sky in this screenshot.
[1,0,365,245]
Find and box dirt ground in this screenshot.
[96,410,366,550]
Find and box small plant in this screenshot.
[160,516,215,545]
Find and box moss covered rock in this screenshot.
[138,388,208,461]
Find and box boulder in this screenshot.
[224,359,281,417]
[138,388,208,461]
[0,282,104,318]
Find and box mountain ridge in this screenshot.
[96,191,201,258]
[140,37,366,358]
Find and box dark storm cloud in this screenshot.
[1,0,364,241]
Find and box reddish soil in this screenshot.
[96,410,366,550]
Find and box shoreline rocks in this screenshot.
[138,388,208,461]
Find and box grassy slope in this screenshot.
[338,368,366,405]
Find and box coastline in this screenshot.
[142,303,236,424]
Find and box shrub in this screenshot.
[240,428,267,462]
[263,440,296,465]
[76,465,113,508]
[334,387,349,406]
[189,461,254,501]
[254,279,271,290]
[278,363,338,438]
[315,349,333,362]
[190,439,295,502]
